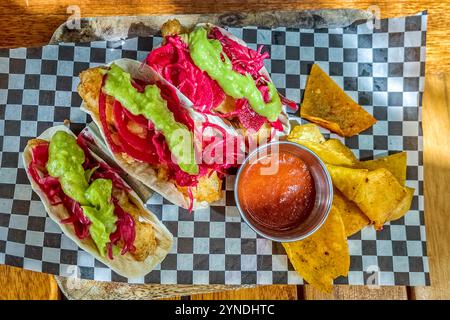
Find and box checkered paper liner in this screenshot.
[0,12,428,285]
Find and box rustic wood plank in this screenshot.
[56,277,258,300]
[410,74,450,300]
[0,265,60,300]
[190,285,298,300]
[0,1,448,74]
[303,285,408,300]
[160,296,182,300]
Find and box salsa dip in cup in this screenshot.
[234,141,333,242]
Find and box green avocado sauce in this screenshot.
[46,131,117,256]
[188,27,282,122]
[103,63,198,175]
[47,130,89,205]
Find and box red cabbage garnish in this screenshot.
[157,80,195,131]
[270,119,284,132]
[147,36,225,112]
[113,100,156,155]
[280,94,299,113]
[209,27,269,78]
[28,143,62,205]
[76,131,131,192]
[210,28,297,129]
[107,198,136,259]
[60,194,91,239]
[187,187,194,212]
[99,80,123,154]
[28,142,90,238]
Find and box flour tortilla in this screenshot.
[79,58,241,209]
[23,125,173,279]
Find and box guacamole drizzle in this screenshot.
[46,131,117,256]
[46,131,89,205]
[188,27,282,122]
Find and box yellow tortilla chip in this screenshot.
[322,139,358,165]
[290,140,355,166]
[352,168,409,229]
[326,165,369,200]
[300,64,377,137]
[328,165,411,229]
[288,124,325,144]
[333,189,369,237]
[358,152,407,186]
[282,207,349,293]
[388,187,415,221]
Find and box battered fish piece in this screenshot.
[161,19,186,37]
[194,171,223,203]
[114,189,157,261]
[178,171,223,204]
[214,94,237,114]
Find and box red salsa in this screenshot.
[237,150,316,230]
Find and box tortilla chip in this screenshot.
[333,189,369,237]
[352,168,409,229]
[282,206,349,293]
[388,187,415,221]
[358,152,407,186]
[326,165,369,200]
[300,64,377,137]
[290,140,355,166]
[322,139,358,165]
[288,124,325,144]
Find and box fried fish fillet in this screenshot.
[161,19,187,37]
[114,189,157,261]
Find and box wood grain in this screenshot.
[190,285,298,300]
[0,265,60,300]
[411,74,450,300]
[303,285,408,300]
[0,1,449,74]
[1,0,449,300]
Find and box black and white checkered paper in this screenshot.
[0,12,428,285]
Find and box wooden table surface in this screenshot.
[1,0,449,300]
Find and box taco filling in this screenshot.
[27,131,156,261]
[146,20,297,134]
[79,63,233,210]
